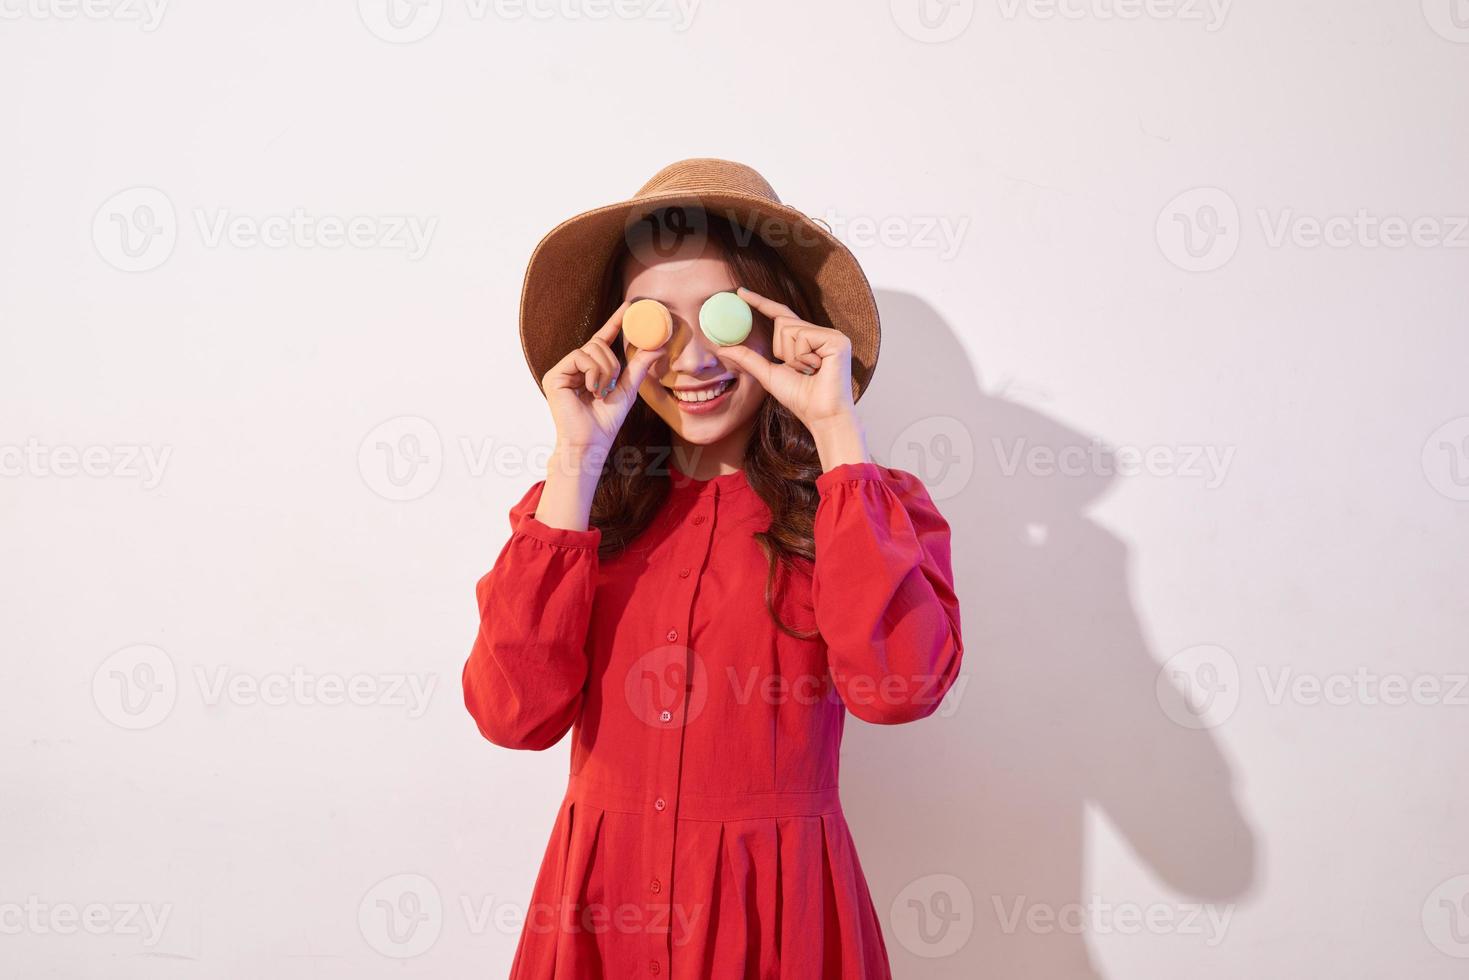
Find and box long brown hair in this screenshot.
[589,208,822,639]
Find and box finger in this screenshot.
[714,344,806,394]
[611,345,661,402]
[752,300,821,374]
[735,285,796,322]
[547,349,600,395]
[590,300,633,347]
[770,314,794,366]
[782,324,824,373]
[785,323,829,373]
[584,342,621,398]
[600,347,658,414]
[768,316,820,374]
[581,349,610,398]
[578,352,599,397]
[713,345,772,392]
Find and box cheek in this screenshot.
[638,374,666,408]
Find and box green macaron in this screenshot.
[698,291,753,346]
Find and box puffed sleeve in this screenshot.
[811,461,964,724]
[462,480,600,750]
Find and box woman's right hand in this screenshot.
[535,303,662,532]
[540,301,662,456]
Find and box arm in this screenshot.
[811,461,965,724]
[462,478,600,750]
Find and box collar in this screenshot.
[666,455,754,499]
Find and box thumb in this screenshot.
[714,345,777,392]
[614,346,661,400]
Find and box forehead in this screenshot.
[620,240,737,305]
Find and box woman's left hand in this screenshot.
[713,286,858,431]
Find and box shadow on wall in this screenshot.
[841,289,1259,979]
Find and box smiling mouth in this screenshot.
[666,377,738,405]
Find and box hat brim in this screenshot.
[518,189,881,403]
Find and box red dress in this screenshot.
[463,457,964,979]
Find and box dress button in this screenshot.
[693,515,706,525]
[678,567,690,578]
[650,961,661,975]
[666,629,678,642]
[659,710,672,723]
[650,878,661,893]
[654,797,666,812]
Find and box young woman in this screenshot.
[463,159,964,979]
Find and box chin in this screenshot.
[659,406,735,444]
[669,420,736,446]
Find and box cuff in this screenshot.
[515,513,603,550]
[815,461,891,496]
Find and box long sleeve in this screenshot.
[811,461,964,724]
[462,480,601,750]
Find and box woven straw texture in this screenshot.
[518,159,881,403]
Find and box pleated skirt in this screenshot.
[506,793,893,979]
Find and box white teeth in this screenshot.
[671,380,733,403]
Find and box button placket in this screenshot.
[646,485,719,973]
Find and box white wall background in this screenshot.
[3,0,1467,976]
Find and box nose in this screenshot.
[663,317,723,377]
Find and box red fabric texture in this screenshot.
[463,457,964,978]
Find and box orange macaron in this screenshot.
[623,299,673,350]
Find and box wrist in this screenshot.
[547,443,607,482]
[808,413,869,471]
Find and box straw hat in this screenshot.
[518,158,881,402]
